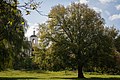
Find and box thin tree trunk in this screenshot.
[78,63,85,78]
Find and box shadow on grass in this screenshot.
[89,77,120,80]
[51,77,120,80]
[0,77,120,80]
[0,77,38,80]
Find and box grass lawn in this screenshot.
[0,70,120,80]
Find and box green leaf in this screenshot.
[26,11,30,15]
[21,22,24,25]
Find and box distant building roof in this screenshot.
[30,30,37,37]
[30,35,37,37]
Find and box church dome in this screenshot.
[30,31,37,37]
[30,35,37,37]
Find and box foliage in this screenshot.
[38,3,119,78]
[0,0,34,70]
[115,35,120,52]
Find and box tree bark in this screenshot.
[78,63,85,78]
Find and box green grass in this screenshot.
[0,70,120,80]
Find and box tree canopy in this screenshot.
[0,0,39,70]
[39,3,118,78]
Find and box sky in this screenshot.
[21,0,120,38]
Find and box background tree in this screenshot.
[0,0,41,70]
[114,35,120,74]
[0,0,27,70]
[115,35,120,53]
[39,3,118,78]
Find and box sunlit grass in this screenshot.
[0,70,77,79]
[0,70,120,80]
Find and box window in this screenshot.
[32,39,35,44]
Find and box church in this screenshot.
[30,30,38,47]
[24,30,38,56]
[29,30,38,55]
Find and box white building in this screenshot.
[30,31,38,47]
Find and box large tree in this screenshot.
[39,3,118,78]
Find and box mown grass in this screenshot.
[0,70,120,80]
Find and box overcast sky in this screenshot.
[22,0,120,38]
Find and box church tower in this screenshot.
[30,30,38,47]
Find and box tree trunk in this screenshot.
[78,64,85,78]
